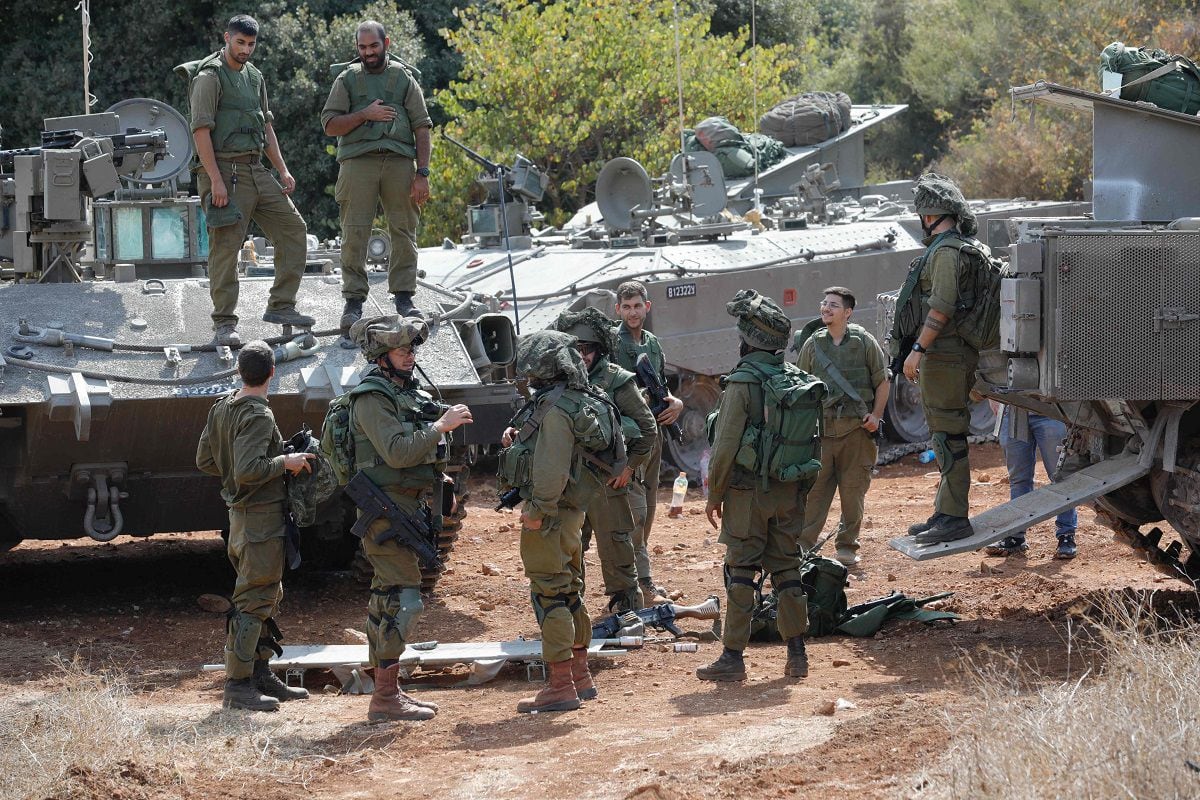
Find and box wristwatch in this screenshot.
[911,342,928,354]
[415,166,431,177]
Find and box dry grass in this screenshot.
[913,597,1200,800]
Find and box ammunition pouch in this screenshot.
[497,440,534,497]
[203,194,243,229]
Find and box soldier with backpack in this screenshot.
[340,315,473,722]
[700,290,826,682]
[499,330,626,713]
[893,173,993,545]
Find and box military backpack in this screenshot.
[749,556,850,640]
[1101,42,1200,115]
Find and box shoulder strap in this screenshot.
[811,338,864,405]
[515,385,567,442]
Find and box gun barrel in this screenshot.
[440,131,501,172]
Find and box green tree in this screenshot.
[426,0,803,244]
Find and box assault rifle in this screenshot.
[495,487,522,511]
[343,472,443,571]
[635,353,683,442]
[591,596,721,639]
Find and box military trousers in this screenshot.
[224,504,286,679]
[335,153,420,299]
[918,336,978,518]
[718,482,809,650]
[361,494,426,666]
[799,423,878,555]
[198,160,308,329]
[633,431,662,582]
[520,506,590,664]
[583,482,641,605]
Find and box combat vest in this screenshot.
[615,325,665,381]
[809,324,875,424]
[347,371,445,490]
[893,231,999,352]
[589,357,644,443]
[333,59,416,162]
[177,51,266,156]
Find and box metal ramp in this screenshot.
[890,453,1151,560]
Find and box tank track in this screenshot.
[1094,508,1200,586]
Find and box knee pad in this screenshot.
[226,609,263,665]
[770,571,806,600]
[369,586,424,641]
[532,591,581,625]
[724,565,761,605]
[931,432,969,471]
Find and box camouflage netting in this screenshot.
[550,306,618,357]
[348,314,429,360]
[515,329,590,389]
[913,172,978,237]
[727,289,791,351]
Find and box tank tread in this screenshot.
[1096,509,1200,586]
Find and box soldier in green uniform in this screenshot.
[795,287,890,566]
[895,173,983,544]
[322,20,432,325]
[612,280,683,601]
[552,307,657,612]
[183,15,314,347]
[500,330,614,713]
[699,290,811,681]
[196,341,315,710]
[345,315,473,721]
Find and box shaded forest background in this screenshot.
[2,0,1199,245]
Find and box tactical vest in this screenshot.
[892,231,971,344]
[590,358,643,442]
[335,60,416,162]
[616,327,665,380]
[196,52,266,155]
[349,373,444,490]
[810,325,875,421]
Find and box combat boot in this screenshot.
[340,298,364,333]
[640,579,670,604]
[785,636,809,678]
[696,647,746,681]
[262,307,316,327]
[253,659,309,702]
[835,546,860,567]
[368,663,435,722]
[913,515,973,544]
[222,677,279,712]
[393,291,425,320]
[985,535,1028,556]
[570,646,598,701]
[213,324,242,347]
[517,659,581,713]
[907,512,946,537]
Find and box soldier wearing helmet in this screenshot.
[894,172,982,545]
[345,314,472,722]
[551,307,657,613]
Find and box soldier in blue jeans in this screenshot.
[986,405,1078,559]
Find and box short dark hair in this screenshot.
[357,20,386,42]
[226,15,259,38]
[237,341,274,387]
[822,286,855,310]
[616,280,648,303]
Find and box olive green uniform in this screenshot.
[707,351,808,650]
[796,323,888,556]
[321,60,432,299]
[189,52,308,329]
[196,392,289,680]
[915,235,979,518]
[348,367,444,667]
[583,358,657,606]
[614,323,667,582]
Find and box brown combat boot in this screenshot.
[570,647,597,701]
[368,663,435,722]
[517,659,581,713]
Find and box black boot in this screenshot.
[253,658,309,702]
[785,636,809,678]
[340,297,364,333]
[393,291,424,319]
[222,677,280,712]
[907,512,946,537]
[913,515,973,544]
[696,647,746,681]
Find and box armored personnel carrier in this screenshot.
[890,82,1200,584]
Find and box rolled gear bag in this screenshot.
[759,91,852,147]
[1101,42,1200,114]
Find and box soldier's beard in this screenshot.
[364,53,385,69]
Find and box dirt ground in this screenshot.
[0,442,1189,800]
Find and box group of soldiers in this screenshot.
[190,11,1046,719]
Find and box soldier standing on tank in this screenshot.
[500,330,611,713]
[185,15,314,348]
[552,307,657,612]
[345,314,473,722]
[896,173,983,545]
[322,20,432,327]
[700,290,811,682]
[795,287,890,566]
[196,341,315,711]
[612,280,683,601]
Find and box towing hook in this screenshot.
[83,484,126,542]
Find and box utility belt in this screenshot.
[215,153,262,164]
[343,472,442,570]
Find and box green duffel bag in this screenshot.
[1101,41,1200,115]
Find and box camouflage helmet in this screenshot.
[348,314,428,361]
[514,329,589,389]
[550,306,618,357]
[285,429,338,528]
[726,289,791,351]
[913,172,978,237]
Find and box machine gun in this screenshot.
[343,472,443,571]
[495,487,522,511]
[590,596,721,639]
[635,353,683,442]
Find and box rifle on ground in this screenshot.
[635,353,683,442]
[591,596,721,639]
[343,472,443,571]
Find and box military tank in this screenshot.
[0,99,518,585]
[889,81,1200,585]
